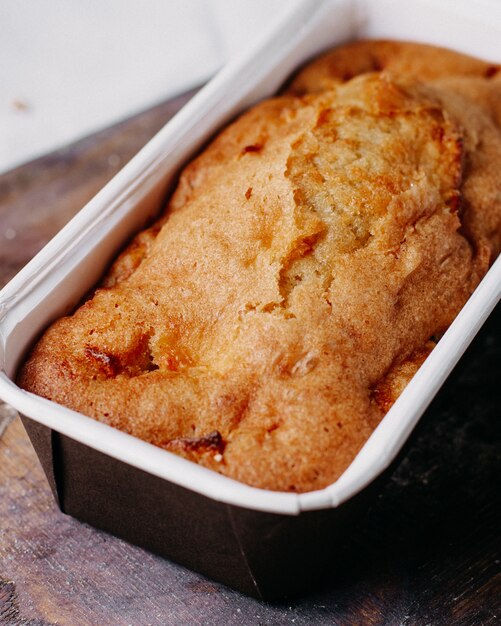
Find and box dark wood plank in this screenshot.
[0,88,500,625]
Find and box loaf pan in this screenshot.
[1,0,500,600]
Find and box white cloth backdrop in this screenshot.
[0,0,288,173]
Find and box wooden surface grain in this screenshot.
[0,89,500,626]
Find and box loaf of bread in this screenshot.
[19,41,501,492]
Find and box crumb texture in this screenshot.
[19,41,501,492]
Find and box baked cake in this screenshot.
[19,41,501,492]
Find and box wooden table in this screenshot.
[1,90,500,626]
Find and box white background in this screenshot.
[0,0,285,174]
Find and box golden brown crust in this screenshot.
[287,40,501,95]
[19,41,501,492]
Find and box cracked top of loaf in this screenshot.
[19,41,501,492]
